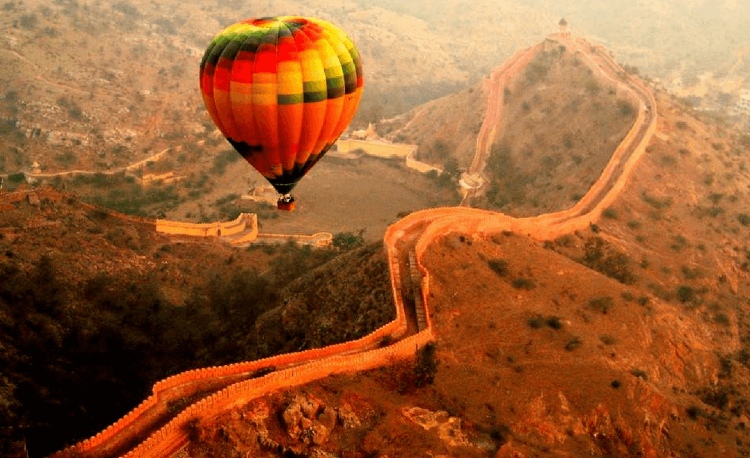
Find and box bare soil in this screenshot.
[167,154,461,242]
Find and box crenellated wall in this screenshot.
[336,138,441,175]
[155,213,253,238]
[256,231,333,247]
[336,138,416,159]
[123,330,434,457]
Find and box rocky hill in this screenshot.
[176,50,750,458]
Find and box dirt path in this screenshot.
[461,43,542,205]
[2,148,173,181]
[52,33,658,458]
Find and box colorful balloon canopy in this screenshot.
[199,16,364,204]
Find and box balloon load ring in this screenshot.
[199,16,364,211]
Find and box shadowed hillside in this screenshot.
[0,190,393,457]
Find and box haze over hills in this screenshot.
[2,0,748,179]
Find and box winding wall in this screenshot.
[51,33,657,458]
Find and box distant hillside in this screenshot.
[384,35,639,216]
[4,0,745,179]
[378,84,488,170]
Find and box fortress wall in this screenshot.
[0,190,36,204]
[124,328,434,458]
[57,213,418,457]
[337,139,416,159]
[256,231,333,247]
[228,214,260,245]
[469,44,543,175]
[338,138,441,176]
[141,172,181,186]
[405,156,441,174]
[155,213,250,237]
[70,197,157,228]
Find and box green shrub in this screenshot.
[677,285,696,303]
[600,335,617,345]
[487,259,509,277]
[714,313,730,326]
[527,315,545,329]
[617,100,635,117]
[332,231,364,251]
[527,314,562,330]
[545,316,563,330]
[414,343,439,387]
[7,172,25,184]
[581,237,637,284]
[681,265,703,280]
[565,337,583,351]
[630,369,648,380]
[640,191,672,209]
[700,389,729,411]
[511,278,535,290]
[627,220,641,230]
[602,207,618,219]
[20,14,38,29]
[588,296,614,314]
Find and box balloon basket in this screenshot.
[277,196,296,211]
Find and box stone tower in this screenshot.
[559,18,570,35]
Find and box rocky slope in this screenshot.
[183,69,750,458]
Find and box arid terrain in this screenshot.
[182,81,750,457]
[2,1,750,458]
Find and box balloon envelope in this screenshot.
[199,16,364,196]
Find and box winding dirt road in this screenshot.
[53,33,657,458]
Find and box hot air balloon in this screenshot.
[199,16,364,211]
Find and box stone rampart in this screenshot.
[337,139,416,159]
[405,155,441,174]
[123,329,434,457]
[256,231,333,247]
[155,213,252,238]
[337,138,440,175]
[468,43,543,177]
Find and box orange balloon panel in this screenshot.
[200,16,364,195]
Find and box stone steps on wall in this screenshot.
[408,251,427,331]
